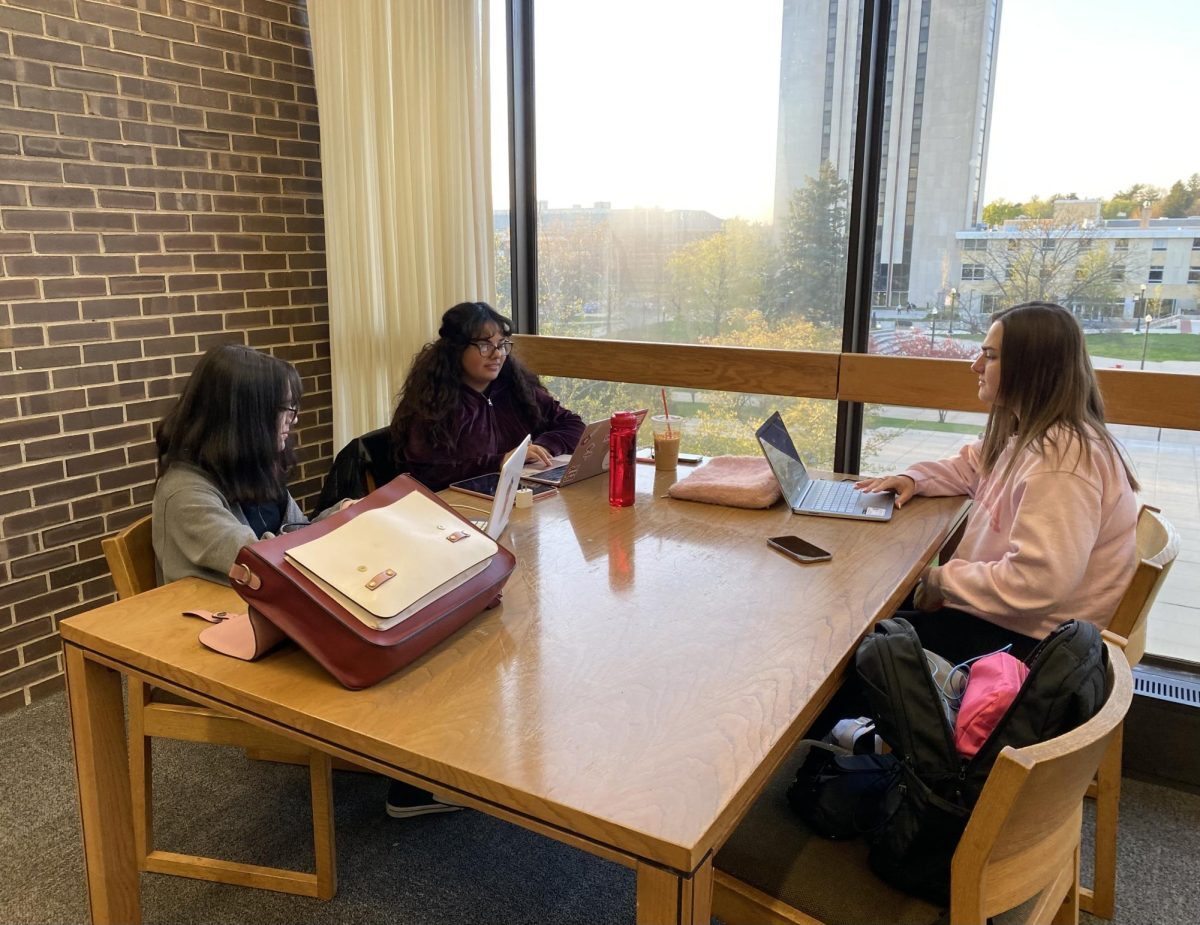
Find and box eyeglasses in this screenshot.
[279,404,299,421]
[469,339,513,357]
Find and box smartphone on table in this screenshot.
[635,447,704,465]
[767,535,832,563]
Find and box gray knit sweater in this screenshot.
[151,462,309,587]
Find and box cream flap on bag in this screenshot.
[284,491,498,631]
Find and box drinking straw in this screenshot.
[660,387,674,438]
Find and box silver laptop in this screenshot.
[521,410,647,487]
[756,412,894,522]
[468,435,530,538]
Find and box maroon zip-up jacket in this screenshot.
[402,378,584,491]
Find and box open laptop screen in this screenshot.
[755,412,811,504]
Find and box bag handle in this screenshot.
[228,561,262,590]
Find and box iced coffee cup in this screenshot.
[651,414,684,470]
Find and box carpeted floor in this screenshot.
[1,691,1197,924]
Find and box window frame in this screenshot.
[504,0,893,473]
[501,1,1200,671]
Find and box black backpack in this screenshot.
[786,741,901,840]
[849,617,1107,903]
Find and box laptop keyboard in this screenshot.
[806,480,862,514]
[536,464,567,483]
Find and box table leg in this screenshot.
[636,855,713,925]
[65,645,141,924]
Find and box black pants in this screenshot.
[897,607,1039,665]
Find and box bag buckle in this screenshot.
[365,568,396,591]
[182,609,233,624]
[228,563,262,590]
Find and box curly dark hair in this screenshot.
[155,343,301,504]
[390,302,544,460]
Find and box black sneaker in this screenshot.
[385,780,462,819]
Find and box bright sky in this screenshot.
[491,0,782,219]
[985,0,1200,203]
[491,0,1199,217]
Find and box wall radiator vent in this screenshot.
[1133,666,1200,708]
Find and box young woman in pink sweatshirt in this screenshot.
[857,301,1139,662]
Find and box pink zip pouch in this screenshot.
[953,651,1030,757]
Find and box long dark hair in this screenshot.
[390,301,543,455]
[155,343,302,504]
[979,301,1138,490]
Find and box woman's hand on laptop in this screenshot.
[854,474,916,508]
[524,443,555,468]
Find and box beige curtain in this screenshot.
[309,0,493,449]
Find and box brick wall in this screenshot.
[0,0,332,713]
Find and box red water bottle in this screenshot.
[608,411,638,507]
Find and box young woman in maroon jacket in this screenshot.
[390,301,585,492]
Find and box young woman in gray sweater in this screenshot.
[152,343,327,586]
[152,343,457,821]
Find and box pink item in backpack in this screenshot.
[953,651,1030,757]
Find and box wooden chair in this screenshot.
[1081,504,1180,919]
[713,636,1133,925]
[101,515,337,899]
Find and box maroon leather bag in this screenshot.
[228,474,516,689]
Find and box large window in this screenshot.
[527,2,805,347]
[496,0,845,460]
[857,0,1200,664]
[495,0,1200,664]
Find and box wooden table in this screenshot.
[62,464,967,924]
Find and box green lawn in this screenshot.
[1083,333,1200,363]
[866,415,983,435]
[949,330,1199,362]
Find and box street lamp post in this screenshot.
[1140,285,1156,370]
[946,288,957,335]
[929,306,938,347]
[1134,284,1146,333]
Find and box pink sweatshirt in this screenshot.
[903,427,1137,639]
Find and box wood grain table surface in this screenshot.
[62,463,968,924]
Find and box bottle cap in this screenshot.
[514,487,534,509]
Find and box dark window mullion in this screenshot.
[507,0,537,334]
[836,0,891,475]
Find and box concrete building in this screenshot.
[774,0,1002,310]
[954,210,1200,327]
